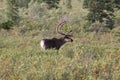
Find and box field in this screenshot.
[0,0,120,80]
[0,27,120,80]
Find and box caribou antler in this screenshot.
[56,20,72,36]
[56,21,66,35]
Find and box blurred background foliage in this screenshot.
[0,0,119,31]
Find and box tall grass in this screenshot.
[0,27,120,80]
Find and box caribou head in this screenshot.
[40,21,73,50]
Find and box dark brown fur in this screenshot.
[41,36,73,50]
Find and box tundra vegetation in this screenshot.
[0,0,120,80]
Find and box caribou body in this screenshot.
[40,21,73,50]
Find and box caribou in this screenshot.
[40,21,73,50]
